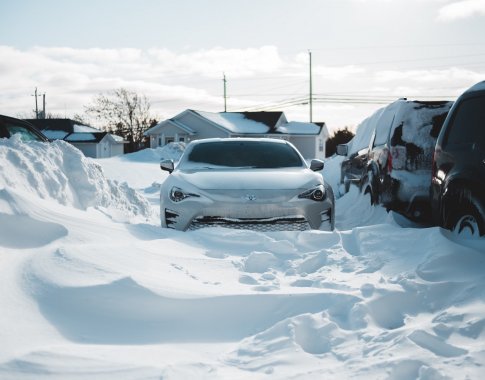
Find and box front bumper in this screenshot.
[161,188,333,231]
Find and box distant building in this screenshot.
[26,119,126,158]
[144,110,329,160]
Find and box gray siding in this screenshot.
[289,136,318,160]
[72,143,97,158]
[110,144,124,156]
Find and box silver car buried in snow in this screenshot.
[159,138,335,232]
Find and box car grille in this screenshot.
[188,216,311,232]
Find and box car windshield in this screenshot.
[183,140,304,169]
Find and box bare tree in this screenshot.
[85,88,156,152]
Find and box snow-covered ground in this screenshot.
[1,138,484,379]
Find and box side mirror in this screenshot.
[160,159,174,174]
[336,144,348,156]
[309,159,324,171]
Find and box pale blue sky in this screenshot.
[1,0,485,129]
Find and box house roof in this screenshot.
[240,112,285,130]
[65,132,109,143]
[145,110,325,137]
[26,119,99,133]
[276,121,324,135]
[193,110,269,134]
[25,118,125,144]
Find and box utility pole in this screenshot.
[223,73,227,112]
[309,50,313,123]
[31,87,40,119]
[42,93,46,119]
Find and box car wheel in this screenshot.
[362,171,378,205]
[445,197,484,238]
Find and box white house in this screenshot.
[26,119,126,158]
[144,110,329,160]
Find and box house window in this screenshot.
[165,137,175,145]
[179,137,185,142]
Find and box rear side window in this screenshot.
[445,95,485,148]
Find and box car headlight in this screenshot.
[298,185,326,201]
[169,186,200,202]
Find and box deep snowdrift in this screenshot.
[0,136,153,222]
[0,141,484,379]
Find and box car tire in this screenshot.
[444,195,484,237]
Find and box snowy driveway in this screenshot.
[1,141,484,379]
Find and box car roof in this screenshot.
[464,80,485,94]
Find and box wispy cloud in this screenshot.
[438,0,485,21]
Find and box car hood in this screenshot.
[175,169,321,190]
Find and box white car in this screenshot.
[159,138,334,232]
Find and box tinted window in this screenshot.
[186,141,304,168]
[445,95,485,147]
[0,118,46,142]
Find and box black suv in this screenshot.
[339,99,452,220]
[431,81,485,237]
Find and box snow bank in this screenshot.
[1,133,485,379]
[0,135,153,221]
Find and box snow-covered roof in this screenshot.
[65,133,98,142]
[146,110,325,137]
[276,121,321,135]
[73,124,100,133]
[194,111,269,134]
[111,134,125,142]
[42,130,70,140]
[194,111,323,136]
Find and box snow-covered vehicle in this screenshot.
[337,107,384,193]
[159,138,334,231]
[361,99,453,220]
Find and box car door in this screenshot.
[441,94,485,195]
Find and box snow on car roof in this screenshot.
[392,100,453,149]
[349,107,384,155]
